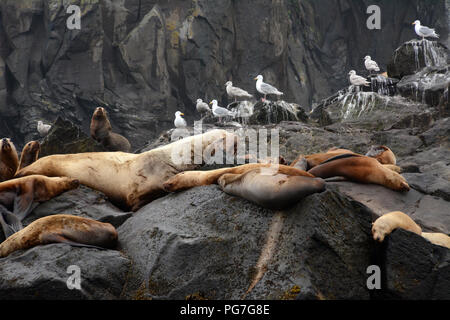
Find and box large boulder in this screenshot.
[376,229,450,300]
[0,245,130,300]
[118,185,374,300]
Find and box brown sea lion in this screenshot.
[365,145,396,165]
[16,130,236,211]
[0,138,19,182]
[0,214,118,258]
[0,175,80,237]
[17,141,40,172]
[308,154,410,192]
[372,211,422,242]
[163,163,314,193]
[90,107,131,152]
[217,168,325,210]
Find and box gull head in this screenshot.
[225,81,232,87]
[175,111,184,117]
[196,98,203,103]
[412,20,420,26]
[38,120,43,126]
[348,70,356,76]
[254,75,263,81]
[209,100,218,106]
[364,56,371,60]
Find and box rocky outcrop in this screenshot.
[0,0,448,149]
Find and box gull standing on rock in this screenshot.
[412,20,439,40]
[210,100,235,123]
[348,70,370,89]
[225,81,253,103]
[174,111,187,128]
[364,56,380,74]
[196,99,211,115]
[254,75,283,102]
[37,120,51,137]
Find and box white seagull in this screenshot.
[348,70,370,87]
[412,20,439,40]
[254,75,283,102]
[174,111,187,128]
[225,81,252,102]
[364,56,380,74]
[210,100,235,123]
[37,120,51,137]
[196,99,211,114]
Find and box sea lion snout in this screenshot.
[71,179,80,188]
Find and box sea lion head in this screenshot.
[91,107,112,140]
[0,138,13,152]
[24,140,41,154]
[366,145,396,165]
[372,220,389,242]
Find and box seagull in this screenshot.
[174,111,187,128]
[225,81,252,103]
[254,75,283,102]
[210,100,235,123]
[196,99,211,115]
[412,20,439,40]
[364,56,380,74]
[37,120,51,137]
[348,70,370,88]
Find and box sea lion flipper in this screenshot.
[13,191,35,221]
[0,208,22,238]
[41,233,107,251]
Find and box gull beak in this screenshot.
[254,77,258,80]
[180,113,184,116]
[209,101,213,105]
[412,22,416,25]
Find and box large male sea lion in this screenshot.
[308,154,410,192]
[0,214,118,258]
[0,175,80,237]
[217,168,325,210]
[90,107,131,152]
[372,211,422,242]
[17,141,40,172]
[16,130,236,211]
[163,163,314,192]
[0,138,19,182]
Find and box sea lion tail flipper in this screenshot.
[0,209,22,238]
[40,233,107,250]
[13,192,35,221]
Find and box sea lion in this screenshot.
[17,141,40,172]
[365,145,396,165]
[0,214,118,258]
[421,232,450,249]
[0,175,80,237]
[217,168,326,210]
[372,211,422,242]
[90,107,131,152]
[163,163,314,193]
[16,130,236,211]
[308,155,410,192]
[0,138,19,182]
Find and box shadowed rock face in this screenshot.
[0,0,447,149]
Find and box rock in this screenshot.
[378,229,450,300]
[403,172,450,201]
[332,182,449,234]
[361,75,398,96]
[248,101,308,125]
[387,40,449,79]
[39,117,106,157]
[118,185,374,300]
[0,244,130,299]
[23,186,133,229]
[397,65,450,110]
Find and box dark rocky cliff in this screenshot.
[0,0,448,149]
